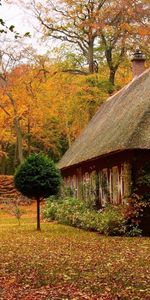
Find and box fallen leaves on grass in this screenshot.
[0,204,150,300]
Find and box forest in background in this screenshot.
[0,0,150,174]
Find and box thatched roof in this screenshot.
[58,68,150,170]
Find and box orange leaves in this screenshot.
[138,26,150,37]
[120,23,133,33]
[0,204,150,299]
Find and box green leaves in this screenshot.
[44,197,125,235]
[0,17,30,39]
[24,32,31,37]
[0,18,5,26]
[14,153,61,200]
[9,25,15,32]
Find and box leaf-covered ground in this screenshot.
[0,203,150,300]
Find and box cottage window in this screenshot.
[67,176,71,186]
[111,166,120,204]
[82,172,90,201]
[99,169,109,207]
[122,163,131,200]
[90,171,97,202]
[120,165,124,202]
[65,176,75,197]
[77,168,82,199]
[72,175,77,198]
[64,176,74,196]
[109,168,113,203]
[109,165,128,205]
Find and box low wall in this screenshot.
[0,176,29,204]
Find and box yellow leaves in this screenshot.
[0,59,116,161]
[120,23,133,33]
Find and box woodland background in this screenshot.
[0,0,150,174]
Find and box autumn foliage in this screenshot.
[0,62,112,173]
[0,0,149,174]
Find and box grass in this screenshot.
[0,202,150,300]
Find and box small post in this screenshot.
[37,197,41,231]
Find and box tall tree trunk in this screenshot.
[66,120,72,147]
[105,47,120,87]
[88,39,94,74]
[14,116,24,164]
[14,139,18,168]
[37,198,41,231]
[105,47,116,86]
[7,93,24,164]
[109,68,116,86]
[27,116,31,155]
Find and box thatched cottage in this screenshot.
[58,50,150,207]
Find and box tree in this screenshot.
[14,153,61,230]
[31,0,106,74]
[0,69,24,165]
[31,0,149,84]
[0,54,53,169]
[98,0,150,85]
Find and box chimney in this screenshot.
[131,48,146,78]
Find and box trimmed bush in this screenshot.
[14,154,61,199]
[14,153,61,230]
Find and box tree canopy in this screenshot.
[14,153,61,230]
[31,0,150,84]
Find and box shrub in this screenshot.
[125,226,142,237]
[43,197,125,236]
[14,153,61,230]
[124,193,150,236]
[44,195,150,236]
[136,163,150,199]
[43,196,61,220]
[79,210,100,231]
[98,205,125,236]
[44,202,59,221]
[44,197,87,227]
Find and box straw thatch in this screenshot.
[58,69,150,170]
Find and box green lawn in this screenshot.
[0,204,150,300]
